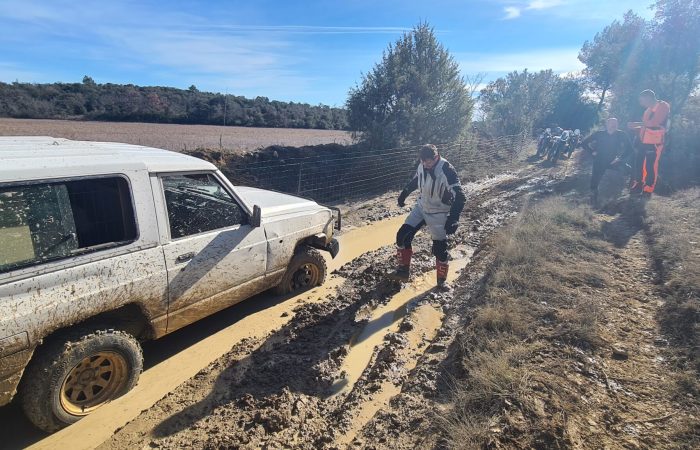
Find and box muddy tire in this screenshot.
[274,246,327,295]
[19,328,143,433]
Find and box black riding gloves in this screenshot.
[445,216,458,235]
[398,190,408,207]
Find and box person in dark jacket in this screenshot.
[580,118,633,205]
[390,144,466,288]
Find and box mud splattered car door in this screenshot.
[157,173,268,333]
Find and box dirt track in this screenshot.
[88,169,553,449]
[4,147,696,449]
[4,155,584,449]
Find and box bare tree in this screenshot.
[464,72,487,98]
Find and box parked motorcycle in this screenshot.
[546,129,571,164]
[536,128,553,157]
[564,129,581,158]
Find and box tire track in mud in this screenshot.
[333,253,471,447]
[27,216,407,450]
[96,171,558,450]
[348,158,586,448]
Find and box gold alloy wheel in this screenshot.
[59,351,129,416]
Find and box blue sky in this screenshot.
[0,0,654,106]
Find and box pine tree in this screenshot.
[346,23,472,149]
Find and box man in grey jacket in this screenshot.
[390,144,466,288]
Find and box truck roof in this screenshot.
[0,136,217,183]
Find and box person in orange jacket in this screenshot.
[627,90,670,197]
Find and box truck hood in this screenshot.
[235,186,327,217]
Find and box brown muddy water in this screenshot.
[18,215,407,450]
[331,251,471,397]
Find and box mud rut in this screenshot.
[88,170,562,450]
[14,155,691,449]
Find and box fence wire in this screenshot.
[224,132,532,204]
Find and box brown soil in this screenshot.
[0,118,352,153]
[95,165,549,450]
[11,151,697,449]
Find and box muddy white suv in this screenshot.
[0,137,340,432]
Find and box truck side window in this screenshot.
[0,177,137,274]
[162,173,247,239]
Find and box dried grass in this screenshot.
[647,188,700,374]
[444,196,609,447]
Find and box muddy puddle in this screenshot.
[332,247,473,446]
[328,214,406,272]
[331,246,473,398]
[27,215,407,450]
[336,305,445,447]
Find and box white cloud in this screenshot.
[502,0,564,19]
[458,48,585,74]
[526,0,564,10]
[503,7,522,19]
[193,25,413,35]
[498,0,655,21]
[0,1,356,99]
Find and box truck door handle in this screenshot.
[176,252,195,263]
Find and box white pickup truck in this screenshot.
[0,137,340,432]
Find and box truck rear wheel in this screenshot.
[19,328,143,432]
[274,246,327,295]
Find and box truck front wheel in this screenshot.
[274,246,327,295]
[19,328,143,432]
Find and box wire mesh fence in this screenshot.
[222,132,532,204]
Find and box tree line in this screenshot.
[0,78,348,130]
[476,0,699,142]
[478,71,598,136]
[346,1,698,186]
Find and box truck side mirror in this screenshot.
[250,205,262,227]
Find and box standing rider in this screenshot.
[391,144,466,288]
[580,118,633,205]
[627,90,670,197]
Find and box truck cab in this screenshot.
[0,137,339,432]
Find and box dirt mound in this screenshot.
[187,133,531,204]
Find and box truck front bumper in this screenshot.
[326,238,340,259]
[329,207,342,230]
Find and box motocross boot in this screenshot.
[436,258,450,289]
[389,248,412,282]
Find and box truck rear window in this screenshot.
[0,177,137,274]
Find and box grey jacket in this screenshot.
[401,157,466,217]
